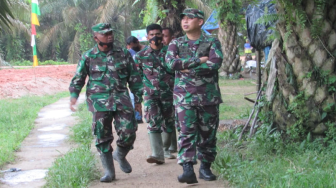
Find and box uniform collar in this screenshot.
[145,45,165,54]
[92,44,121,56]
[182,31,207,45]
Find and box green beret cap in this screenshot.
[92,23,113,34]
[180,8,204,19]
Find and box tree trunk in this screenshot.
[261,0,336,139]
[218,21,241,76]
[160,0,185,38]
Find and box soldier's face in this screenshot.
[162,29,174,45]
[147,29,162,41]
[181,16,203,33]
[94,31,114,44]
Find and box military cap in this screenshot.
[180,8,204,19]
[92,23,113,34]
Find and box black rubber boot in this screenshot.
[113,146,132,173]
[177,162,198,184]
[100,152,115,182]
[199,162,216,181]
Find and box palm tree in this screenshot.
[38,0,135,64]
[260,0,336,140]
[0,0,31,65]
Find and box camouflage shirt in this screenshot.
[165,32,223,106]
[134,45,174,98]
[69,44,143,112]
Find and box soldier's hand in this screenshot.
[135,103,142,116]
[199,56,209,63]
[181,69,190,73]
[176,55,180,59]
[70,97,77,112]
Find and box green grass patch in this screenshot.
[214,127,336,188]
[10,60,70,66]
[219,78,256,120]
[45,103,98,188]
[44,146,99,188]
[0,92,68,167]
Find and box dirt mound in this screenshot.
[0,65,77,99]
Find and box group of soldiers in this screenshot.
[69,8,223,184]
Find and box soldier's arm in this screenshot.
[165,39,201,71]
[69,54,88,99]
[126,50,143,103]
[189,39,223,76]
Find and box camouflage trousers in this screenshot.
[175,104,219,164]
[144,96,175,133]
[92,110,137,153]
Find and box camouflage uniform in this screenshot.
[166,24,223,164]
[69,38,143,153]
[134,45,175,133]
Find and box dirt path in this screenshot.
[89,122,228,188]
[0,96,85,187]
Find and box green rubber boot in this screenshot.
[100,152,115,182]
[162,132,176,159]
[112,146,132,173]
[146,133,165,164]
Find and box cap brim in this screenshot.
[98,28,113,34]
[180,13,195,19]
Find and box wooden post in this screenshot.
[256,50,261,92]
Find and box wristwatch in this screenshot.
[194,58,201,64]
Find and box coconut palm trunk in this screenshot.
[261,0,336,139]
[218,20,241,76]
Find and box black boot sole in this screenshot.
[178,175,198,184]
[146,157,165,164]
[199,173,216,181]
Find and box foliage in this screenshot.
[44,146,99,188]
[0,92,68,167]
[74,23,95,54]
[213,124,336,187]
[10,60,69,66]
[0,0,15,29]
[46,102,97,187]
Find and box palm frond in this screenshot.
[38,22,65,54]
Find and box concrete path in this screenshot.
[0,96,84,187]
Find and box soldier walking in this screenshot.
[165,9,223,184]
[69,23,143,182]
[134,24,176,164]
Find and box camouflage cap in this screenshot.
[92,23,113,34]
[180,8,204,19]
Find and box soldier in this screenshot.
[162,27,178,154]
[134,24,176,164]
[69,23,143,182]
[165,9,223,184]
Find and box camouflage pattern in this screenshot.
[180,8,204,19]
[165,32,223,106]
[69,45,143,112]
[91,23,113,34]
[92,111,137,153]
[69,44,143,152]
[134,45,175,133]
[165,31,223,165]
[175,105,219,164]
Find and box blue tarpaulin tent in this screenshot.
[201,10,219,35]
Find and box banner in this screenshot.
[31,0,40,67]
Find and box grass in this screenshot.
[214,128,336,188]
[44,146,98,188]
[0,92,68,167]
[218,78,257,120]
[45,103,98,188]
[214,78,336,187]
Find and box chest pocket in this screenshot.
[196,42,211,57]
[179,46,192,58]
[89,60,106,81]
